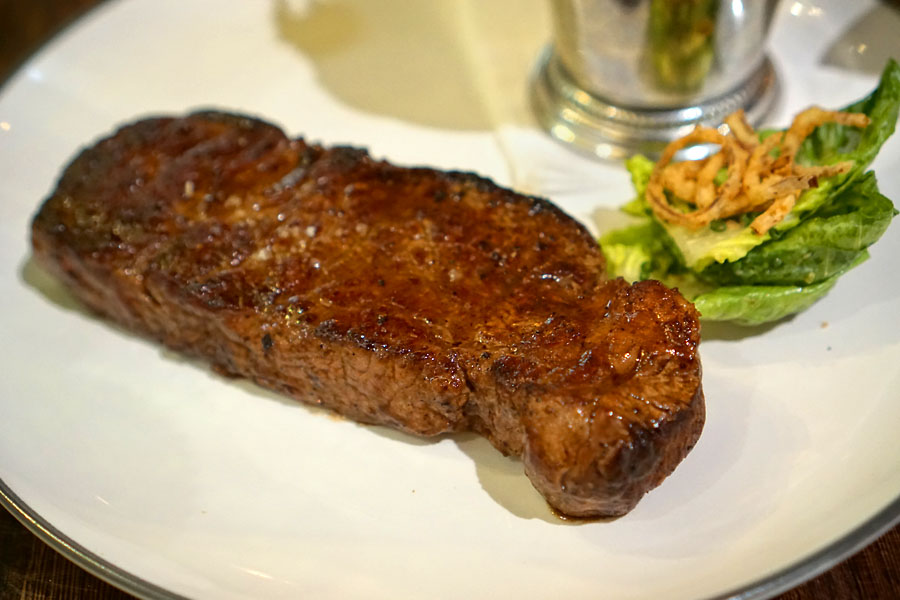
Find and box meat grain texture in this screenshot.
[31,112,705,517]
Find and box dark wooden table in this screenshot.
[2,1,900,599]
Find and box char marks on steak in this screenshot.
[31,112,704,517]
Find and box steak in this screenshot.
[31,111,704,518]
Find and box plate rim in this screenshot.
[3,472,899,600]
[0,479,184,600]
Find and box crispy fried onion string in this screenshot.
[647,107,870,235]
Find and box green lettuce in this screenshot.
[621,154,656,215]
[699,173,896,286]
[690,271,846,326]
[787,58,900,221]
[600,219,677,282]
[599,59,900,325]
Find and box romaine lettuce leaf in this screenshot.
[599,218,679,282]
[691,253,867,326]
[663,221,768,270]
[788,58,900,220]
[621,155,655,215]
[691,275,842,326]
[699,172,897,285]
[797,59,900,171]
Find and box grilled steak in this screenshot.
[31,112,704,517]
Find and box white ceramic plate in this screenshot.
[2,1,899,599]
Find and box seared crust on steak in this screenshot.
[31,112,704,517]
